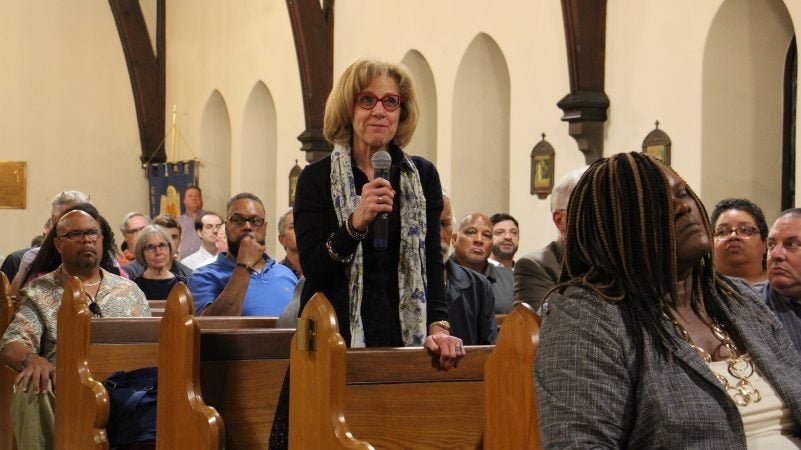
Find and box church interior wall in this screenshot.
[2,0,800,261]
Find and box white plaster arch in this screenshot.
[241,81,278,255]
[701,0,794,220]
[451,33,511,217]
[401,50,438,163]
[199,89,232,217]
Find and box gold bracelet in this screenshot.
[345,214,367,240]
[326,234,354,263]
[428,320,451,333]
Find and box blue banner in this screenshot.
[147,160,199,218]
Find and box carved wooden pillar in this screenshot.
[287,0,335,163]
[109,0,166,164]
[557,0,609,164]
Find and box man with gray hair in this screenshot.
[10,190,91,294]
[117,211,151,267]
[756,208,801,353]
[514,167,586,309]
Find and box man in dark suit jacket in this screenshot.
[441,193,497,345]
[514,167,585,310]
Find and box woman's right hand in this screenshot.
[351,178,395,231]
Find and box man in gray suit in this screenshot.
[513,167,585,310]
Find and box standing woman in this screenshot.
[293,58,462,358]
[132,225,185,300]
[269,59,462,448]
[535,153,801,448]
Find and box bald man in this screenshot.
[0,209,150,449]
[450,212,514,314]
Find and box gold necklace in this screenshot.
[83,278,102,287]
[664,312,761,406]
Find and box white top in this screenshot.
[181,246,215,270]
[708,357,801,449]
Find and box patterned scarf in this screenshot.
[330,144,428,347]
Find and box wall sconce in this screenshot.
[642,120,672,165]
[289,159,302,207]
[531,133,556,199]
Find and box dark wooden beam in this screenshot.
[109,0,166,164]
[557,0,609,164]
[286,0,335,162]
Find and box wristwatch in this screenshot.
[429,320,451,332]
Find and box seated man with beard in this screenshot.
[187,193,296,316]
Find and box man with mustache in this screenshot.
[758,208,801,353]
[451,212,514,314]
[188,193,296,316]
[1,209,150,450]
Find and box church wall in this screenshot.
[3,0,800,261]
[0,1,146,257]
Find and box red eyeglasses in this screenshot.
[355,92,404,111]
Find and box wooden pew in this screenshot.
[55,279,289,449]
[288,293,490,449]
[484,302,540,449]
[148,299,167,309]
[156,283,222,449]
[289,294,541,449]
[54,277,109,449]
[0,272,17,450]
[157,283,292,449]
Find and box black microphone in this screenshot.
[371,150,392,251]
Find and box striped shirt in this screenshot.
[756,281,801,354]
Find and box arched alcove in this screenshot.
[451,33,511,217]
[199,90,232,216]
[241,81,278,255]
[702,0,794,219]
[401,50,437,163]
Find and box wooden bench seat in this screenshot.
[0,272,16,450]
[289,293,541,449]
[54,279,290,449]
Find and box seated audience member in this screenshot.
[1,233,44,283]
[276,209,304,327]
[117,211,150,267]
[756,208,801,353]
[488,213,519,269]
[181,211,223,270]
[710,198,768,284]
[0,208,150,450]
[451,212,514,314]
[188,193,296,316]
[442,194,497,345]
[19,204,124,295]
[132,225,187,300]
[125,215,192,280]
[514,167,585,310]
[11,190,91,295]
[277,209,302,279]
[535,152,801,448]
[178,186,204,258]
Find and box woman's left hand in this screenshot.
[425,332,465,371]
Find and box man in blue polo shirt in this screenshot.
[188,192,296,316]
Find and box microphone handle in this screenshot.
[373,168,390,250]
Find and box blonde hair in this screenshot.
[323,57,419,148]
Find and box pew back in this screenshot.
[290,293,494,449]
[484,302,541,449]
[0,272,16,450]
[55,279,288,450]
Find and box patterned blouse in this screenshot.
[1,266,151,363]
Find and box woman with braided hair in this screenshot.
[535,152,801,449]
